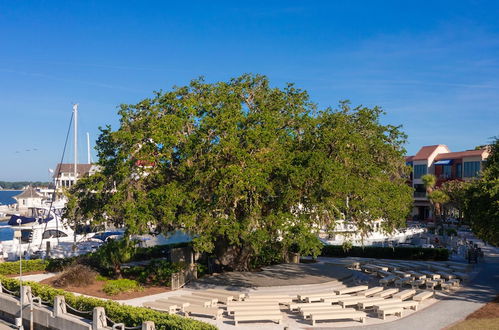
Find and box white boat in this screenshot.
[319,219,427,246]
[0,203,100,260]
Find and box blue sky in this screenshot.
[1,1,498,181]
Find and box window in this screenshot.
[463,161,481,177]
[456,163,462,178]
[414,164,427,179]
[414,184,426,198]
[443,165,452,178]
[42,230,68,239]
[21,230,33,243]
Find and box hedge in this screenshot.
[321,245,449,261]
[0,275,216,330]
[0,259,47,275]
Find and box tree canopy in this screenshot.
[464,138,499,246]
[67,74,412,270]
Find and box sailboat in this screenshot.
[0,105,103,260]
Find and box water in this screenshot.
[0,190,21,206]
[0,190,19,241]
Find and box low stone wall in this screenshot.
[0,285,155,330]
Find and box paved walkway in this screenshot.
[189,263,353,288]
[12,272,56,282]
[339,240,499,330]
[0,319,15,330]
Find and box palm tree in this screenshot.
[421,174,437,219]
[428,190,450,220]
[422,174,450,233]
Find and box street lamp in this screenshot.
[14,218,24,330]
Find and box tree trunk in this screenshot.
[213,236,253,271]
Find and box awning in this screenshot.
[434,159,453,165]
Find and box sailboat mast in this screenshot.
[73,104,78,185]
[87,132,91,164]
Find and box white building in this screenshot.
[13,186,45,208]
[53,163,100,190]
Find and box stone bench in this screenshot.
[299,305,345,318]
[227,303,279,314]
[206,289,246,300]
[159,297,213,308]
[410,279,426,289]
[339,296,396,308]
[357,297,394,309]
[377,307,404,320]
[413,291,433,302]
[227,300,278,307]
[374,300,419,312]
[183,305,223,320]
[142,301,179,313]
[335,285,369,295]
[286,301,332,312]
[190,292,234,304]
[392,289,416,300]
[233,312,282,326]
[374,288,399,298]
[356,286,384,297]
[298,292,344,303]
[309,310,367,326]
[370,298,402,309]
[244,296,293,304]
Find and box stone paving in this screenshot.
[13,238,498,329]
[128,238,498,329]
[189,262,353,288]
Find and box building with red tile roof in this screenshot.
[406,145,489,221]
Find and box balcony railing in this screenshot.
[414,191,426,198]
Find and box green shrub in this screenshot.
[0,275,215,330]
[123,260,185,286]
[131,242,191,261]
[321,245,449,260]
[446,228,458,236]
[46,257,78,272]
[95,274,108,282]
[103,279,142,295]
[0,259,46,275]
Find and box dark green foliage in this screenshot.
[67,74,413,271]
[46,257,78,272]
[87,238,135,277]
[464,138,499,246]
[0,275,215,330]
[321,245,449,260]
[123,260,185,285]
[0,259,46,275]
[131,242,191,261]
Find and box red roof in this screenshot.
[405,156,414,162]
[434,149,487,160]
[413,145,446,161]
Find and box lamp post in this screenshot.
[14,219,24,329]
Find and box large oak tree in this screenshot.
[67,75,412,270]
